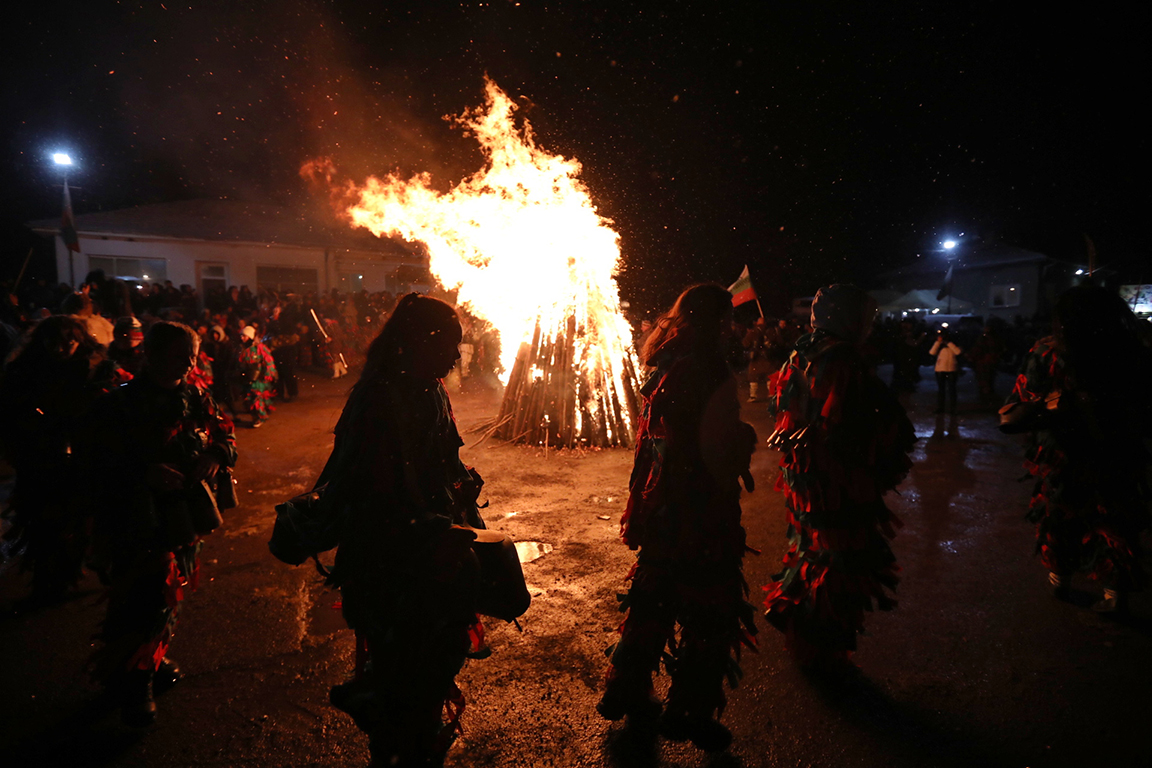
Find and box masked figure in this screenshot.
[320,294,488,768]
[599,284,758,753]
[0,316,114,605]
[87,321,236,726]
[763,284,916,671]
[237,325,277,427]
[999,284,1151,613]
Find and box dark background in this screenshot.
[1,1,1146,314]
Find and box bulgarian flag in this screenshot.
[727,264,757,307]
[62,181,81,253]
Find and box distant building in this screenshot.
[28,198,430,299]
[874,243,1081,320]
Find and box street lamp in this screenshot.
[52,152,73,167]
[937,234,964,314]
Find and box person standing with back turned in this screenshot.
[998,284,1151,614]
[317,293,489,768]
[763,284,916,674]
[599,284,758,753]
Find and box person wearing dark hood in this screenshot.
[266,304,301,402]
[999,284,1151,614]
[86,321,236,726]
[202,324,238,418]
[0,316,113,606]
[598,284,758,752]
[763,284,916,673]
[315,293,490,768]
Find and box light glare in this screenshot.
[52,153,73,166]
[942,240,957,250]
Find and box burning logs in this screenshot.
[488,315,641,449]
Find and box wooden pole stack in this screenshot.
[486,313,640,449]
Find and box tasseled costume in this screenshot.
[763,328,915,665]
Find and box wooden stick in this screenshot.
[13,248,34,292]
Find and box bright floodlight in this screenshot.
[1075,268,1084,275]
[942,240,957,250]
[52,153,73,166]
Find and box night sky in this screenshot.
[2,1,1146,313]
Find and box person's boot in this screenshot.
[747,382,760,402]
[153,657,182,696]
[1049,571,1070,601]
[1093,587,1128,616]
[660,707,732,752]
[596,673,661,726]
[121,668,157,727]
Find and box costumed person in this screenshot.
[203,325,238,418]
[999,284,1151,614]
[236,325,277,427]
[0,316,113,606]
[266,305,301,402]
[763,284,916,672]
[929,328,963,414]
[186,326,214,390]
[599,284,758,752]
[86,321,236,726]
[318,294,489,767]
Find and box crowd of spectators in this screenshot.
[2,271,418,425]
[714,309,1062,412]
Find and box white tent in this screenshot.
[879,289,974,314]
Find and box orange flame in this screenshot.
[344,78,638,415]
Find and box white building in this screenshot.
[29,198,429,298]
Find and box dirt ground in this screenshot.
[1,366,1150,768]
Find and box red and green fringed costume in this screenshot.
[605,338,758,720]
[238,339,278,422]
[763,328,915,666]
[87,376,236,683]
[1000,337,1149,591]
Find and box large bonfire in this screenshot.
[343,78,640,448]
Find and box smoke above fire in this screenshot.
[341,78,638,400]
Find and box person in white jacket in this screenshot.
[929,329,963,413]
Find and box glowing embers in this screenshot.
[344,77,640,447]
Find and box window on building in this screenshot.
[88,256,168,285]
[989,284,1021,308]
[256,266,319,295]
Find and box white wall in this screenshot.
[54,235,418,294]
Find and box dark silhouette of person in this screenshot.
[599,284,758,752]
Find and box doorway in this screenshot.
[197,262,229,310]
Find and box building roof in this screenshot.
[27,198,417,258]
[878,243,1049,281]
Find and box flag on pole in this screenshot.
[728,264,757,307]
[936,262,954,301]
[61,181,81,253]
